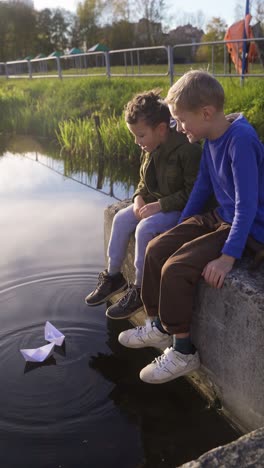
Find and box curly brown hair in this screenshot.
[125,89,171,128]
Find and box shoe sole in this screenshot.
[118,336,173,349]
[105,305,143,320]
[85,282,128,306]
[139,361,200,384]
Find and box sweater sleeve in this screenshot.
[179,152,214,222]
[221,136,259,258]
[158,143,202,212]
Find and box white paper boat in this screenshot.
[20,342,55,362]
[45,321,65,346]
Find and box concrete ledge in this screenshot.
[178,427,264,468]
[105,200,264,467]
[104,200,264,434]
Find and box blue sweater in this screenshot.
[179,115,264,258]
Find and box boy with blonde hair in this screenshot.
[118,70,264,384]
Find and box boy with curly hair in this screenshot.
[85,89,202,319]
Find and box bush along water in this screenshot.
[0,76,264,161]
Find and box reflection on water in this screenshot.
[2,134,139,201]
[0,137,239,468]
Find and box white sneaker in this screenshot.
[139,347,200,384]
[118,319,173,350]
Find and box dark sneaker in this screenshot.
[85,270,127,306]
[106,284,143,320]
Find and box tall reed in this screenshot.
[57,113,139,160]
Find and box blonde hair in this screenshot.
[166,70,225,113]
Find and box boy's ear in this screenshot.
[158,121,169,135]
[202,106,215,121]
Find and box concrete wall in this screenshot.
[179,427,264,468]
[104,201,264,433]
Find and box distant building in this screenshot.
[8,0,34,8]
[134,18,163,46]
[166,24,204,46]
[164,24,204,63]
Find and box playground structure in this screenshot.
[225,15,264,74]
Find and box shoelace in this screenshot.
[153,348,186,368]
[135,318,152,336]
[97,271,110,287]
[153,350,170,368]
[119,284,138,307]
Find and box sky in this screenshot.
[33,0,244,28]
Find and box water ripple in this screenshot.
[0,271,115,436]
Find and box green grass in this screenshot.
[0,72,264,160]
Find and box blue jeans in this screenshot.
[107,204,181,286]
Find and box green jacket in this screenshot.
[132,129,202,212]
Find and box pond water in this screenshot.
[0,137,239,468]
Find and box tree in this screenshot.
[0,2,10,60]
[50,9,71,51]
[253,0,264,24]
[77,0,104,48]
[102,20,135,49]
[234,0,264,24]
[0,2,36,60]
[35,8,53,55]
[103,0,130,23]
[35,8,74,54]
[133,0,165,23]
[131,0,165,45]
[69,16,83,49]
[196,17,227,64]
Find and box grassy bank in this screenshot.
[0,76,264,158]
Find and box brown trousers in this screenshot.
[141,210,232,335]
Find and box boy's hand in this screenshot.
[139,202,161,218]
[202,254,235,289]
[133,195,146,220]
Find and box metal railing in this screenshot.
[1,37,264,84]
[108,45,171,77]
[59,51,107,78]
[172,37,264,80]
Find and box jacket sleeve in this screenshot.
[159,143,202,212]
[132,152,155,203]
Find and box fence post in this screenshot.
[224,42,227,75]
[211,45,215,75]
[27,60,32,79]
[56,56,62,79]
[4,63,9,79]
[105,51,110,78]
[167,45,174,85]
[137,49,141,74]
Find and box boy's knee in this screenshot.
[161,258,180,279]
[135,218,153,238]
[113,208,127,226]
[145,236,160,256]
[135,219,144,235]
